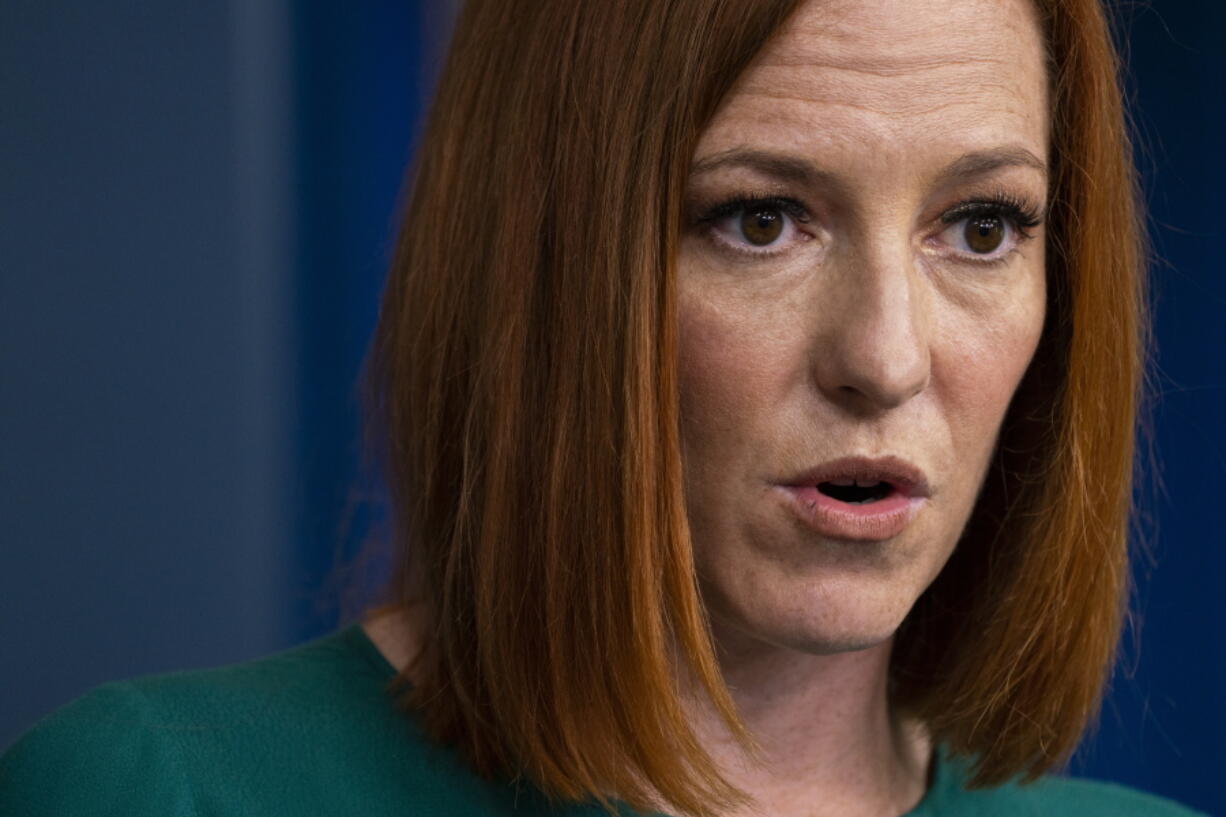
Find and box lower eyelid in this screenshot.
[709,230,799,258]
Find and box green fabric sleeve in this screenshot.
[913,748,1213,817]
[1022,776,1213,817]
[0,681,198,816]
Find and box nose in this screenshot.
[812,244,931,414]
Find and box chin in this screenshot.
[702,570,922,657]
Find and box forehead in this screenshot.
[697,0,1049,172]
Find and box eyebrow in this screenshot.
[689,145,1048,187]
[689,149,842,189]
[936,146,1048,184]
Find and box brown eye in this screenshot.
[964,216,1004,254]
[741,208,784,245]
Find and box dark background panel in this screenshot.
[286,0,432,640]
[1,0,294,750]
[1067,2,1226,809]
[0,0,449,752]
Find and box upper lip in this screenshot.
[779,455,931,499]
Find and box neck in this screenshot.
[680,626,931,817]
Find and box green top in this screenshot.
[0,625,1207,817]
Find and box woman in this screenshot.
[0,0,1208,815]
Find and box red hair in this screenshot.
[364,0,1145,814]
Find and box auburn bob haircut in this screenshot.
[364,0,1145,815]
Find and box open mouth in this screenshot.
[816,480,894,504]
[776,457,927,540]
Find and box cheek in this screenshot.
[677,306,739,490]
[936,274,1046,443]
[677,293,785,446]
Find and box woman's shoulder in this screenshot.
[1,625,606,816]
[1021,775,1208,816]
[0,625,452,816]
[944,776,1208,817]
[1,622,403,746]
[1,675,194,815]
[919,749,1211,817]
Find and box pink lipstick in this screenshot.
[773,456,930,542]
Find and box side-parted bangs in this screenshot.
[364,1,1145,815]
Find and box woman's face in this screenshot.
[678,0,1049,656]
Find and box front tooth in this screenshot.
[828,477,855,486]
[854,478,876,487]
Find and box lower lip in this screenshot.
[774,485,925,542]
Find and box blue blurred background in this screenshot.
[1,2,1222,814]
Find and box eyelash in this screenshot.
[694,191,1045,264]
[940,193,1043,237]
[699,194,811,226]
